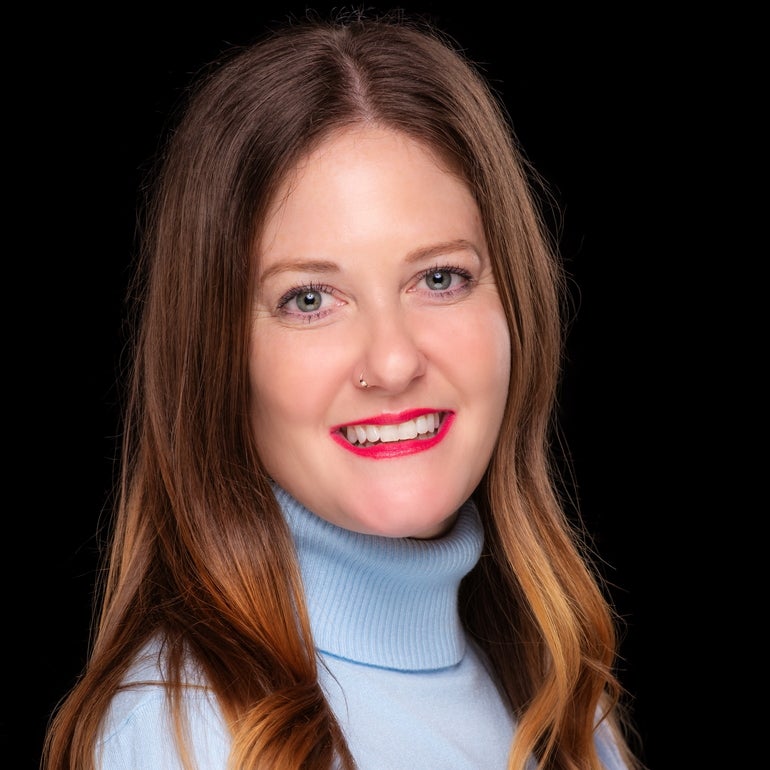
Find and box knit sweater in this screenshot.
[276,486,514,768]
[96,489,629,769]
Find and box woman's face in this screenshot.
[249,126,510,538]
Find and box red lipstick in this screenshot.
[330,410,454,459]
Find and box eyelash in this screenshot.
[418,264,474,296]
[275,265,475,322]
[276,282,336,322]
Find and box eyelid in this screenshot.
[415,264,475,292]
[275,281,343,324]
[277,281,336,309]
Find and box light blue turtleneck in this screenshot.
[96,489,629,769]
[275,485,516,768]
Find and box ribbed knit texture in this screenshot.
[96,490,627,769]
[275,485,483,671]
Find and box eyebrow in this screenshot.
[259,259,339,283]
[258,239,481,282]
[405,239,480,264]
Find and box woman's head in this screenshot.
[45,16,636,770]
[136,13,562,532]
[249,124,511,538]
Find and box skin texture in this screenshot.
[249,126,511,539]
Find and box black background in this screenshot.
[20,3,708,768]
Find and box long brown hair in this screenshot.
[43,10,642,770]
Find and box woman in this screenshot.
[43,10,643,770]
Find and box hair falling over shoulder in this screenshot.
[43,10,643,770]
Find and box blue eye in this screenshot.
[276,282,338,322]
[425,269,453,290]
[295,290,323,312]
[421,265,473,293]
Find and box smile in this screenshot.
[343,411,442,445]
[331,410,454,459]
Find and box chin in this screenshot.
[345,505,458,540]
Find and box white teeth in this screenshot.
[419,413,437,433]
[379,425,399,442]
[343,412,442,445]
[397,421,418,440]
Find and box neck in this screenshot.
[275,486,484,671]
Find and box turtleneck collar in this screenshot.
[274,485,484,672]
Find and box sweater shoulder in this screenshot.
[95,639,229,769]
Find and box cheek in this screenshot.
[477,317,511,415]
[247,329,346,434]
[248,334,300,440]
[439,305,510,397]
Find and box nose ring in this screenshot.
[359,372,369,389]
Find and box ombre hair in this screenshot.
[43,10,642,770]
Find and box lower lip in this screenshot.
[331,413,455,459]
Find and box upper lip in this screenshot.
[331,407,446,430]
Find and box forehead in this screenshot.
[257,126,482,266]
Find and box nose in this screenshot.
[358,308,427,393]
